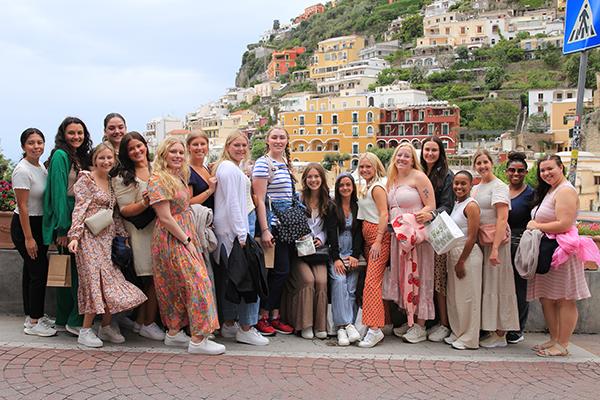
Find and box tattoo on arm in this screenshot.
[423,188,430,198]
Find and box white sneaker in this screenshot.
[392,323,410,338]
[444,333,458,345]
[24,321,57,337]
[164,330,190,347]
[66,324,81,336]
[480,332,507,348]
[345,324,361,343]
[452,340,469,350]
[39,315,56,327]
[24,316,32,329]
[221,322,240,338]
[428,325,451,342]
[98,324,125,344]
[337,329,350,346]
[402,325,427,344]
[315,331,328,339]
[78,328,103,348]
[301,327,314,339]
[357,328,384,348]
[236,327,269,346]
[139,323,165,341]
[188,338,226,355]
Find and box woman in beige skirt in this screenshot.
[471,150,519,348]
[445,171,482,350]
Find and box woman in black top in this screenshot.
[186,131,216,209]
[417,136,455,342]
[506,151,534,344]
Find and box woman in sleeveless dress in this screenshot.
[527,155,591,357]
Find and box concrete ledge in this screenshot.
[1,249,598,333]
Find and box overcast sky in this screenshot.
[0,0,316,162]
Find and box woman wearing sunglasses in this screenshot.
[506,152,534,344]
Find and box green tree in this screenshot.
[455,46,469,61]
[368,147,394,167]
[0,152,13,181]
[527,112,549,133]
[250,137,267,160]
[322,153,351,170]
[399,14,423,44]
[470,100,520,130]
[432,83,470,100]
[485,64,506,90]
[564,49,600,88]
[371,67,411,88]
[494,161,538,188]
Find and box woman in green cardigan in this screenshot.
[43,117,93,334]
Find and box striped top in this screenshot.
[252,156,293,200]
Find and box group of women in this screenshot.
[12,118,591,357]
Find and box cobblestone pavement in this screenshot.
[1,314,599,400]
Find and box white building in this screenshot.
[528,89,594,117]
[506,9,559,39]
[279,92,313,112]
[367,83,429,108]
[253,81,283,98]
[425,0,457,17]
[316,58,388,95]
[219,87,257,107]
[145,116,184,153]
[359,40,400,60]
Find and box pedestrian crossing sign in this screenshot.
[564,0,600,54]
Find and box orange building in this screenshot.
[294,4,325,24]
[266,47,306,80]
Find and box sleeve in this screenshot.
[491,180,510,208]
[147,175,167,205]
[45,150,73,238]
[435,171,455,215]
[11,163,31,190]
[68,173,94,240]
[217,162,247,242]
[351,218,364,259]
[252,157,270,179]
[325,203,341,262]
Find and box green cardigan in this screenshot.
[42,150,76,245]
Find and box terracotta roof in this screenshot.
[167,129,190,136]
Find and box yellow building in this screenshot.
[550,101,577,152]
[279,96,379,170]
[309,35,365,82]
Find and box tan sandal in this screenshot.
[531,340,556,352]
[536,343,569,357]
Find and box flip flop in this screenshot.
[531,340,556,352]
[536,343,569,357]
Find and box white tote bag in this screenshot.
[425,211,464,255]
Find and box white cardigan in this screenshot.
[213,160,250,259]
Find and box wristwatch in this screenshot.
[184,236,191,244]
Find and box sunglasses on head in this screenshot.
[507,167,526,174]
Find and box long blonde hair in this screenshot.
[152,136,190,199]
[213,131,249,174]
[387,143,422,189]
[357,152,386,198]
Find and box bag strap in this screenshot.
[108,178,115,211]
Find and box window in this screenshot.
[352,126,359,137]
[538,93,544,101]
[299,115,305,125]
[316,144,323,151]
[442,140,449,149]
[317,128,323,135]
[477,26,482,33]
[595,176,600,185]
[419,110,425,121]
[413,124,420,134]
[366,143,374,150]
[310,105,314,111]
[298,144,305,151]
[316,115,322,125]
[567,92,573,99]
[405,111,411,121]
[385,125,391,135]
[428,124,434,135]
[332,114,338,124]
[442,123,449,135]
[333,143,339,151]
[557,93,563,101]
[299,128,305,135]
[352,143,359,154]
[367,111,373,122]
[443,109,450,116]
[352,112,358,123]
[367,126,374,136]
[399,125,405,135]
[391,112,398,122]
[461,27,466,34]
[537,106,544,113]
[332,127,339,135]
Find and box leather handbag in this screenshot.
[478,224,510,246]
[301,246,330,265]
[123,207,155,230]
[85,181,115,235]
[537,234,559,275]
[295,235,316,257]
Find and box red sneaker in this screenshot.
[271,317,294,335]
[256,317,276,336]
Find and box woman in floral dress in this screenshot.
[147,136,224,355]
[68,144,146,348]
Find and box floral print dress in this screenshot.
[147,175,219,336]
[68,172,147,315]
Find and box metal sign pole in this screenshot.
[568,50,589,185]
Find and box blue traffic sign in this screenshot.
[563,0,600,54]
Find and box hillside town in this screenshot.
[144,0,600,211]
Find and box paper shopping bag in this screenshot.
[255,237,275,269]
[425,211,465,255]
[47,254,72,287]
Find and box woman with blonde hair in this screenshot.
[471,150,519,348]
[187,131,216,208]
[356,152,390,348]
[147,136,224,354]
[386,143,436,344]
[67,144,146,347]
[213,131,268,345]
